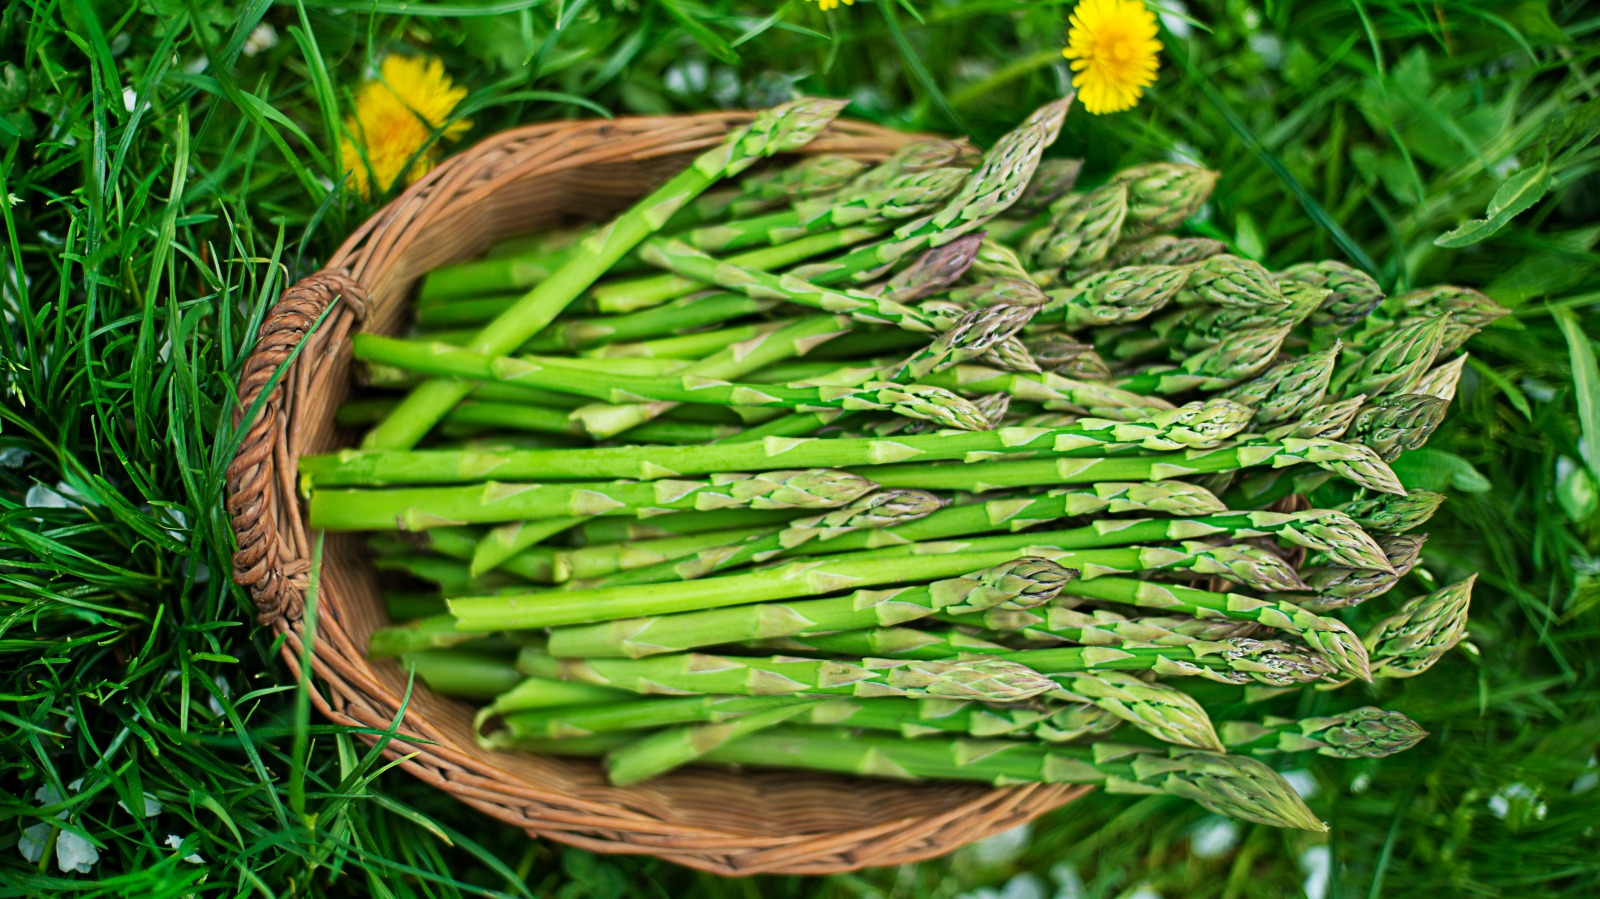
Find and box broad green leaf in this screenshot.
[1555,308,1600,484]
[1390,449,1493,493]
[1556,459,1599,523]
[1435,162,1552,248]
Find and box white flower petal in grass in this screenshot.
[1049,862,1087,899]
[1280,768,1318,800]
[1351,771,1373,794]
[963,822,1031,866]
[0,446,29,468]
[1123,886,1162,899]
[118,792,162,818]
[960,873,1048,899]
[1299,845,1331,899]
[206,675,232,718]
[1572,756,1597,794]
[1187,816,1239,859]
[243,23,277,57]
[1488,781,1547,822]
[55,829,99,874]
[166,834,205,864]
[18,823,50,863]
[1156,1,1192,38]
[122,87,137,113]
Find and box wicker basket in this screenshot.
[224,112,1089,876]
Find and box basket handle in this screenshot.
[227,270,368,624]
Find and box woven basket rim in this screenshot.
[223,111,1091,877]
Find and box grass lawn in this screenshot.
[2,0,1598,895]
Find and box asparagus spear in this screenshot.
[947,605,1261,647]
[351,335,992,433]
[915,365,1174,419]
[1335,315,1450,399]
[1105,236,1228,268]
[770,630,1340,687]
[310,468,878,531]
[302,402,1254,488]
[1112,325,1292,395]
[1411,354,1468,403]
[1278,260,1385,329]
[450,549,1086,630]
[362,98,848,450]
[1336,488,1445,534]
[604,700,826,785]
[518,727,1331,832]
[1021,182,1130,278]
[1036,265,1191,329]
[545,558,1076,658]
[1175,255,1288,309]
[858,437,1406,498]
[1045,670,1222,750]
[566,489,945,589]
[1384,286,1509,354]
[1111,162,1219,239]
[1262,395,1366,440]
[1011,158,1085,213]
[1219,707,1427,758]
[1217,343,1341,425]
[1028,335,1112,379]
[788,98,1073,286]
[1347,393,1448,461]
[518,647,1059,702]
[1362,576,1475,678]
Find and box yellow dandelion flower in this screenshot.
[809,0,854,10]
[340,56,471,199]
[1062,0,1162,115]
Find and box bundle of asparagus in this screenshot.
[303,97,1495,833]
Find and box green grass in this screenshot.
[1,0,1598,895]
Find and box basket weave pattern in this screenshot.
[224,113,1088,876]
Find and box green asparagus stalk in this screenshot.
[302,403,1258,488]
[721,729,1327,830]
[1172,281,1329,353]
[1384,286,1509,354]
[1219,707,1427,758]
[1175,255,1288,309]
[351,334,992,433]
[1362,576,1475,678]
[1347,393,1448,461]
[567,489,946,589]
[1411,354,1467,403]
[361,98,848,450]
[947,604,1261,648]
[1217,343,1341,425]
[1278,260,1385,329]
[781,630,1341,687]
[1106,236,1228,269]
[1111,162,1220,239]
[604,699,826,785]
[524,727,1329,831]
[1021,182,1130,278]
[547,557,1075,658]
[915,365,1174,419]
[401,648,524,699]
[1012,158,1085,213]
[1045,670,1223,750]
[858,437,1405,499]
[470,517,585,577]
[788,98,1072,286]
[1037,265,1191,329]
[310,468,877,531]
[575,508,806,544]
[449,549,1077,630]
[519,647,1059,702]
[1336,488,1445,534]
[1334,315,1451,399]
[1112,325,1292,395]
[1028,335,1112,380]
[1262,395,1366,441]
